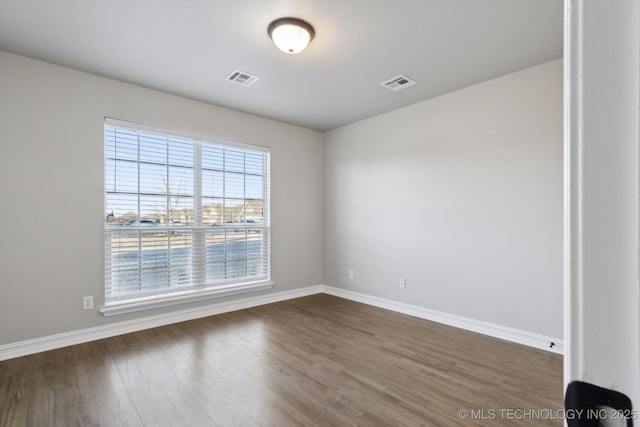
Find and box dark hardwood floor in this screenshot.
[0,294,563,426]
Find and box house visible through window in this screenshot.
[104,119,271,314]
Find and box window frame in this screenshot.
[102,118,272,316]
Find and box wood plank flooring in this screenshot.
[0,294,563,426]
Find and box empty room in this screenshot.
[0,1,638,426]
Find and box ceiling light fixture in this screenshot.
[267,17,315,54]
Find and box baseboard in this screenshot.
[0,285,324,362]
[322,285,564,355]
[0,283,563,361]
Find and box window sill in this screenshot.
[100,281,274,317]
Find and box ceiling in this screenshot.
[0,0,563,132]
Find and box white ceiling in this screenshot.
[0,0,563,132]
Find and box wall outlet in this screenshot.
[348,270,354,280]
[399,278,407,289]
[83,296,94,310]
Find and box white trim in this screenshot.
[0,285,323,362]
[323,286,564,355]
[0,284,563,362]
[101,281,275,316]
[564,0,582,388]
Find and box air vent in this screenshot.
[226,70,259,87]
[381,74,416,92]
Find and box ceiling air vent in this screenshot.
[225,70,259,87]
[381,74,416,92]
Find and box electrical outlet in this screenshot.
[399,279,406,289]
[348,270,354,280]
[83,296,94,310]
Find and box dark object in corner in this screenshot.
[565,380,633,426]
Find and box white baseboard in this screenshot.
[322,286,564,355]
[0,283,562,361]
[0,285,324,362]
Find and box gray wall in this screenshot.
[0,51,324,345]
[324,60,563,338]
[0,50,564,348]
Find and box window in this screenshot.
[103,119,271,315]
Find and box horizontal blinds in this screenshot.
[105,123,270,304]
[104,118,270,153]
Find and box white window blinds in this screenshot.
[104,120,270,308]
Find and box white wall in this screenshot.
[565,0,640,407]
[324,60,563,339]
[0,51,324,345]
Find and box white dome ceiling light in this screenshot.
[267,17,315,54]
